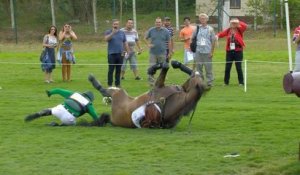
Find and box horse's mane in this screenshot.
[162,81,206,128]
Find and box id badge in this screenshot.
[200,38,206,46]
[230,43,235,50]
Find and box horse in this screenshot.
[88,60,208,129]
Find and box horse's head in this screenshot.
[141,103,162,128]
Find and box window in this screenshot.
[230,0,241,9]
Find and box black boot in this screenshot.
[88,74,110,97]
[25,109,51,122]
[171,60,193,76]
[147,63,162,75]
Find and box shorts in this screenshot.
[51,104,76,125]
[121,52,137,71]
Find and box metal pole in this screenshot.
[92,0,98,33]
[50,0,56,26]
[120,0,123,24]
[132,0,137,30]
[284,0,293,72]
[10,0,18,44]
[273,0,277,37]
[113,0,116,19]
[175,0,179,31]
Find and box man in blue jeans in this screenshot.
[104,19,129,87]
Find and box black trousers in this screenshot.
[107,53,123,86]
[224,51,244,85]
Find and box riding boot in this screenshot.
[25,109,52,122]
[147,63,162,75]
[171,60,193,76]
[88,74,110,97]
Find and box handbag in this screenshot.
[190,25,199,53]
[39,49,46,62]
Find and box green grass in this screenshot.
[1,38,300,175]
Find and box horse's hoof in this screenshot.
[162,62,169,70]
[171,60,181,69]
[88,74,95,82]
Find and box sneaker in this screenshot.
[121,77,125,80]
[239,84,244,86]
[45,80,50,83]
[135,76,141,80]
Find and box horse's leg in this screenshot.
[88,74,110,97]
[171,60,193,76]
[154,62,169,88]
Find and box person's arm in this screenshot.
[58,31,65,41]
[238,21,248,33]
[135,40,143,53]
[46,88,73,98]
[295,35,300,44]
[216,29,229,39]
[86,104,99,121]
[104,29,117,42]
[210,30,216,58]
[42,35,51,48]
[170,29,174,53]
[70,31,77,40]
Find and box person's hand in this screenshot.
[209,53,213,59]
[46,90,51,97]
[215,35,219,41]
[147,44,154,48]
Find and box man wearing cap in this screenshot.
[192,13,216,87]
[145,17,172,86]
[25,88,102,126]
[216,18,247,86]
[163,16,174,61]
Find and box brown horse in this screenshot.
[88,61,208,129]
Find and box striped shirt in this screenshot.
[165,26,174,49]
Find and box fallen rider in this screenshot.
[25,88,108,126]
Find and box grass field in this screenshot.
[1,36,300,175]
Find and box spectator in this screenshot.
[144,17,172,86]
[120,19,143,80]
[293,25,300,72]
[179,16,195,68]
[192,13,216,87]
[163,16,174,61]
[104,19,129,87]
[216,18,247,86]
[58,23,77,82]
[41,25,58,83]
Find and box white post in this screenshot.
[244,60,247,92]
[222,0,230,29]
[50,0,56,26]
[92,0,98,33]
[133,0,137,29]
[10,0,15,29]
[284,0,293,72]
[175,0,179,31]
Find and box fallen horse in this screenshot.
[89,61,209,129]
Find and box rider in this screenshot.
[131,102,162,128]
[25,88,103,126]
